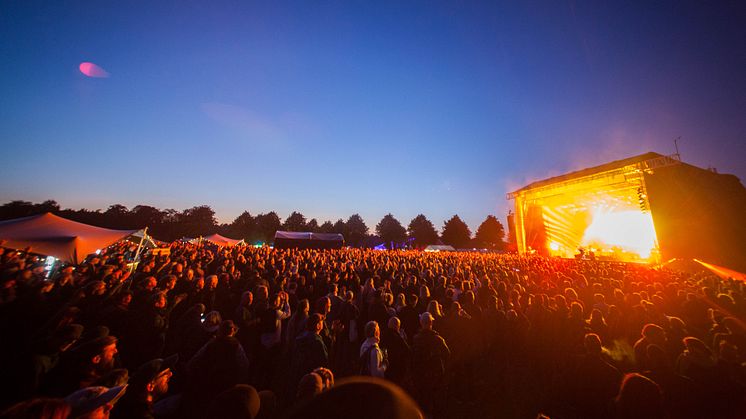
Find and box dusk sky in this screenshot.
[2,1,745,232]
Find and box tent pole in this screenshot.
[131,226,148,273]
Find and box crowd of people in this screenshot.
[0,240,744,418]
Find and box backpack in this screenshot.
[358,345,375,375]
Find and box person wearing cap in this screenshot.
[411,312,450,417]
[41,336,119,397]
[23,324,85,397]
[110,355,176,419]
[65,385,127,419]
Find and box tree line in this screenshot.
[0,200,506,250]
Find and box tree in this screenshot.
[36,200,60,214]
[283,211,307,232]
[441,215,471,249]
[332,219,347,235]
[407,214,439,247]
[255,212,281,243]
[474,215,506,250]
[0,200,36,220]
[230,211,255,240]
[376,214,407,249]
[181,205,217,237]
[345,214,369,247]
[103,204,131,229]
[306,218,319,232]
[319,221,335,233]
[131,205,165,228]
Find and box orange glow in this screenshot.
[582,209,657,259]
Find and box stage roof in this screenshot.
[511,152,664,194]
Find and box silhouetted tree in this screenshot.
[407,214,439,247]
[230,211,255,241]
[441,215,471,249]
[475,215,506,250]
[283,211,307,232]
[345,214,369,247]
[180,205,217,237]
[332,219,347,236]
[376,214,407,249]
[319,221,335,233]
[255,212,281,243]
[131,205,165,228]
[104,204,131,229]
[306,218,319,232]
[0,200,35,220]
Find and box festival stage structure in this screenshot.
[508,152,746,271]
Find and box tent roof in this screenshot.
[424,245,456,252]
[202,233,244,247]
[0,213,138,263]
[274,231,344,241]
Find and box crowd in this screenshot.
[0,241,744,418]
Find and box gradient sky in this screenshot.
[1,1,745,232]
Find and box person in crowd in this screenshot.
[289,314,329,401]
[2,242,745,419]
[64,385,127,419]
[41,336,119,397]
[614,373,664,419]
[411,312,450,417]
[0,398,71,419]
[569,333,621,418]
[111,355,176,419]
[380,317,410,385]
[359,321,387,378]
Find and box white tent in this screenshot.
[0,213,139,263]
[202,233,245,247]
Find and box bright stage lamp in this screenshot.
[582,210,657,259]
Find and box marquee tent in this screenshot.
[0,213,139,263]
[274,231,344,249]
[202,234,244,247]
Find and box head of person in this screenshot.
[641,324,665,344]
[240,291,253,307]
[584,333,603,356]
[297,299,310,315]
[296,373,324,401]
[420,312,434,330]
[76,336,118,374]
[316,297,331,315]
[207,384,262,419]
[312,367,335,391]
[307,313,324,335]
[426,300,441,317]
[365,321,380,340]
[151,291,167,309]
[130,355,177,400]
[65,385,127,419]
[388,317,401,333]
[218,320,239,338]
[615,373,664,419]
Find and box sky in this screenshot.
[1,1,745,232]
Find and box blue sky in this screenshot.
[1,1,744,231]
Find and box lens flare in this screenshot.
[79,62,110,78]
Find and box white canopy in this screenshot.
[202,233,244,247]
[0,213,139,263]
